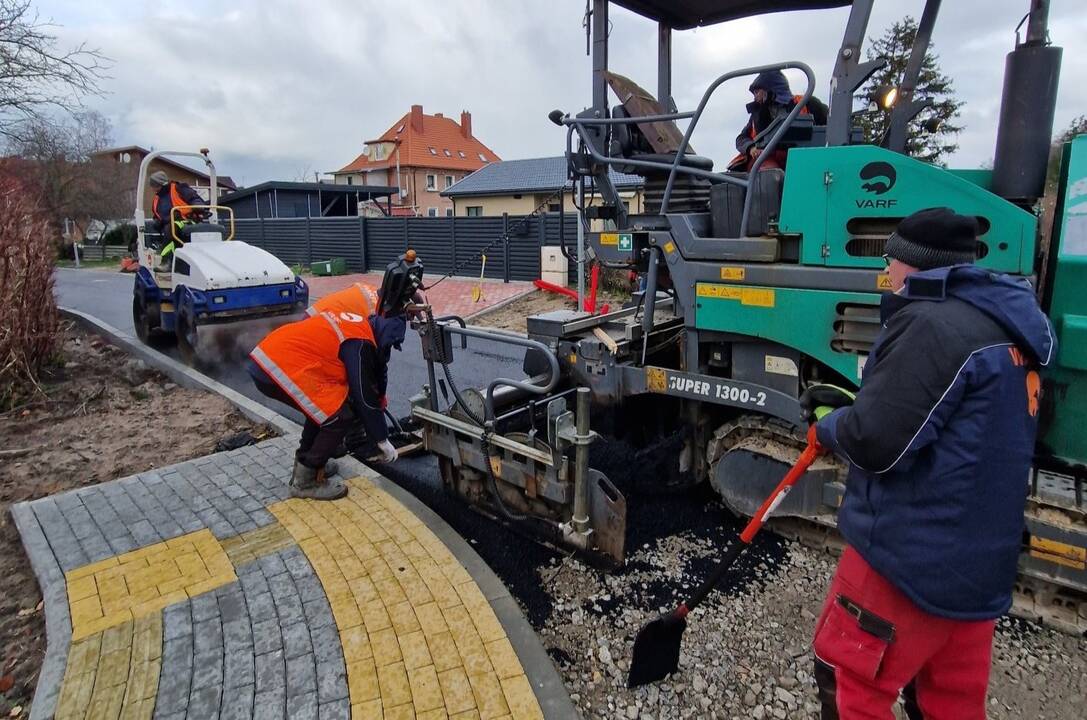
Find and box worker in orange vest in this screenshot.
[728,70,828,172]
[149,170,207,269]
[246,252,424,500]
[307,283,379,318]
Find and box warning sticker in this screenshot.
[599,233,618,246]
[1030,536,1087,570]
[696,284,775,307]
[720,267,746,281]
[663,241,676,254]
[877,273,893,291]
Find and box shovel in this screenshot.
[471,255,487,303]
[627,432,824,688]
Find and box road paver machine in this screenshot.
[409,0,1087,631]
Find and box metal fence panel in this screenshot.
[404,217,454,275]
[310,218,365,271]
[365,218,406,270]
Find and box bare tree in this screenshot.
[0,0,109,141]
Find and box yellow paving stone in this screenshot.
[131,615,163,663]
[365,557,395,581]
[55,671,96,720]
[460,649,493,677]
[97,576,129,604]
[499,675,544,720]
[341,625,373,663]
[362,599,393,632]
[416,709,449,720]
[73,609,134,641]
[67,634,102,671]
[70,594,104,626]
[383,703,416,720]
[449,712,481,720]
[438,667,477,716]
[467,671,510,720]
[99,620,133,656]
[442,606,478,646]
[349,576,380,604]
[376,578,409,607]
[353,699,384,719]
[415,603,449,637]
[86,681,126,719]
[348,659,382,702]
[337,555,367,581]
[185,573,236,598]
[68,555,120,580]
[399,576,435,607]
[332,597,365,629]
[370,627,404,667]
[387,601,421,635]
[425,632,461,673]
[173,552,209,579]
[154,575,192,596]
[468,607,506,645]
[377,661,413,708]
[98,561,137,582]
[131,589,188,619]
[407,664,445,713]
[398,631,433,671]
[67,574,98,602]
[96,647,132,689]
[483,640,523,681]
[454,583,489,614]
[124,656,161,702]
[118,697,154,720]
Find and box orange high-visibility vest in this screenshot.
[250,310,376,423]
[306,283,378,318]
[152,182,197,223]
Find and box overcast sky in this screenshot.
[35,0,1087,186]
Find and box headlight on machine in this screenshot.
[213,296,226,304]
[281,289,290,297]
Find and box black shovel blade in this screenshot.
[627,610,687,688]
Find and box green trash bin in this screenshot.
[310,258,347,276]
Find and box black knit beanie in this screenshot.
[885,207,979,270]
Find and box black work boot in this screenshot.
[289,460,347,501]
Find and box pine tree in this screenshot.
[856,17,964,165]
[1047,115,1087,188]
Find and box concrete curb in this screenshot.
[339,453,581,720]
[59,306,299,437]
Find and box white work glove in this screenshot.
[376,439,398,463]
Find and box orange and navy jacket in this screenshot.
[815,265,1055,621]
[306,283,378,318]
[152,181,204,226]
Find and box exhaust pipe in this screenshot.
[991,1,1062,204]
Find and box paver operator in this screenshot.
[729,69,828,172]
[149,170,207,269]
[247,252,425,501]
[799,207,1055,719]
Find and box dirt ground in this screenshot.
[0,324,274,716]
[472,288,631,333]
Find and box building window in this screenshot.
[444,175,454,189]
[478,153,488,162]
[427,207,438,217]
[426,174,436,191]
[375,144,385,160]
[458,151,466,158]
[466,206,483,217]
[548,203,561,212]
[443,149,452,157]
[428,147,437,156]
[445,208,454,217]
[346,176,353,186]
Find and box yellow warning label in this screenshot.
[663,241,676,254]
[599,233,618,246]
[646,367,668,393]
[696,284,776,307]
[1029,536,1087,570]
[720,267,746,281]
[877,274,893,291]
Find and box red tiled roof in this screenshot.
[336,108,500,174]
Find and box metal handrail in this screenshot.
[563,61,815,237]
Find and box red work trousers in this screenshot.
[812,547,997,720]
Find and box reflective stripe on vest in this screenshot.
[249,346,330,423]
[322,311,347,342]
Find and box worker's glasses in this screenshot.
[881,253,892,268]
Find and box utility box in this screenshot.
[540,246,568,287]
[311,258,347,276]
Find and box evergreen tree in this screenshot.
[1047,115,1087,188]
[856,17,964,165]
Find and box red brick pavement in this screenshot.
[305,272,534,319]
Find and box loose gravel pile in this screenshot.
[537,533,1087,719]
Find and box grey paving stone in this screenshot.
[219,682,255,720]
[294,576,324,604]
[260,553,289,579]
[255,650,286,694]
[317,699,350,720]
[164,602,193,641]
[309,626,341,666]
[252,618,282,655]
[107,534,137,555]
[193,618,224,654]
[129,518,161,546]
[285,654,316,697]
[274,594,305,626]
[155,649,193,715]
[281,622,312,660]
[153,712,186,720]
[285,690,318,720]
[80,535,116,563]
[224,648,256,690]
[247,592,277,623]
[163,634,194,668]
[191,593,220,623]
[315,657,348,705]
[191,649,225,690]
[223,616,252,651]
[302,599,334,631]
[186,683,223,719]
[253,687,287,720]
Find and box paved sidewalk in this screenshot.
[13,438,573,719]
[306,274,533,320]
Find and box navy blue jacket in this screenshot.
[338,314,406,442]
[816,266,1055,620]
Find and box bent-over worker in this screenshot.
[800,207,1055,719]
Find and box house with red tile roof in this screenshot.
[331,105,500,217]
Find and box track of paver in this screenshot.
[13,437,571,720]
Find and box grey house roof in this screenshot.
[441,156,643,198]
